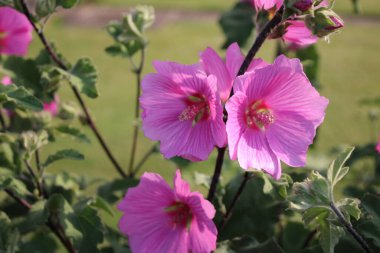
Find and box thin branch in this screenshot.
[128,49,145,176]
[207,6,285,202]
[18,0,127,178]
[24,159,44,198]
[4,189,32,209]
[330,202,373,253]
[207,147,226,201]
[131,143,157,177]
[219,172,251,230]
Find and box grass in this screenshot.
[89,0,380,16]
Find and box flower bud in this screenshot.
[293,0,313,12]
[306,7,344,37]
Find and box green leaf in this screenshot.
[336,198,361,222]
[36,0,57,18]
[281,222,312,253]
[55,125,91,144]
[57,0,78,8]
[45,194,82,241]
[43,149,84,168]
[97,178,139,204]
[68,58,98,98]
[0,177,29,198]
[327,147,354,190]
[0,211,20,253]
[319,221,345,253]
[0,84,43,111]
[358,193,380,247]
[296,45,320,88]
[19,232,58,253]
[219,2,255,49]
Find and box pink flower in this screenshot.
[245,0,283,11]
[200,43,268,102]
[225,55,328,179]
[1,76,12,85]
[118,170,217,253]
[140,61,226,161]
[43,96,59,116]
[0,7,33,56]
[283,20,318,50]
[376,136,380,154]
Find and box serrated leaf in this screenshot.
[97,178,139,204]
[68,58,98,98]
[0,177,29,198]
[219,2,255,49]
[336,198,361,221]
[43,149,84,168]
[55,125,91,144]
[327,147,354,190]
[0,84,43,111]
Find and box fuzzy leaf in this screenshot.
[43,149,84,168]
[0,84,43,111]
[327,147,354,190]
[67,58,98,98]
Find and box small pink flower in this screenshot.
[118,169,217,253]
[1,76,12,85]
[200,43,268,102]
[283,20,318,50]
[140,61,226,161]
[225,55,328,179]
[43,96,59,116]
[245,0,283,11]
[376,136,380,154]
[0,7,33,56]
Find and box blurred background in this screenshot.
[27,0,380,190]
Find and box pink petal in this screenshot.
[225,91,248,160]
[237,129,281,179]
[200,47,232,102]
[225,42,245,78]
[283,20,318,50]
[153,60,205,84]
[173,170,191,198]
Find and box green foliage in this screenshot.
[219,2,255,49]
[36,0,78,18]
[97,177,139,204]
[288,147,362,253]
[0,84,43,112]
[106,5,154,58]
[0,211,19,253]
[55,125,91,144]
[66,58,99,98]
[43,149,84,168]
[358,194,380,248]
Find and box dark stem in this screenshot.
[219,172,251,230]
[131,143,157,177]
[4,189,77,253]
[207,147,226,201]
[35,150,48,197]
[128,49,145,176]
[0,111,6,131]
[207,6,285,202]
[24,160,44,198]
[19,0,127,178]
[330,202,373,253]
[302,229,317,249]
[4,189,32,209]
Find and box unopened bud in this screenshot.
[294,0,313,12]
[306,7,344,37]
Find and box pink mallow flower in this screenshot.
[140,61,226,161]
[0,7,33,56]
[245,0,283,11]
[118,169,217,253]
[1,76,12,86]
[283,20,318,50]
[226,55,328,179]
[200,43,268,102]
[43,96,59,116]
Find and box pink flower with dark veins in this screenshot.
[0,7,33,56]
[226,55,328,179]
[200,43,268,102]
[140,61,226,161]
[118,169,217,253]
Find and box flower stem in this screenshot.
[219,172,251,230]
[207,6,285,202]
[131,143,158,177]
[207,147,226,201]
[128,49,145,176]
[330,202,373,253]
[19,0,127,178]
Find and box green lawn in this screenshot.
[90,0,380,16]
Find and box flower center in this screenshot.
[245,100,274,130]
[178,94,210,126]
[165,202,193,228]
